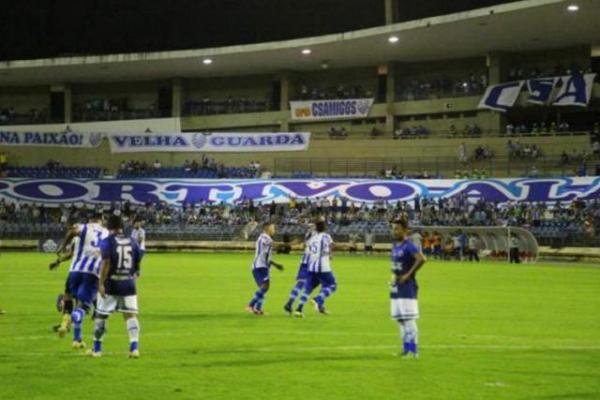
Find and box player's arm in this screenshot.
[56,225,79,254]
[398,252,426,284]
[98,239,111,297]
[132,241,142,278]
[98,259,110,297]
[48,247,74,270]
[269,260,284,271]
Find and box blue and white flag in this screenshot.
[2,177,600,206]
[526,77,559,105]
[552,73,597,107]
[478,81,524,112]
[290,98,374,121]
[108,132,311,153]
[0,131,103,148]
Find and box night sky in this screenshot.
[0,0,521,61]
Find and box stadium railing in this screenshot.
[272,155,592,178]
[310,130,590,141]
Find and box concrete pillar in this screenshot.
[172,78,183,118]
[486,53,506,133]
[385,63,396,135]
[384,0,399,25]
[487,52,503,85]
[280,73,290,132]
[64,85,72,123]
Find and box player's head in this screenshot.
[392,217,409,241]
[106,215,123,233]
[134,217,144,229]
[315,219,327,233]
[67,215,79,228]
[91,211,104,223]
[263,222,275,236]
[307,222,316,232]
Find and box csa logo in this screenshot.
[88,132,103,147]
[192,133,208,149]
[356,99,371,115]
[41,239,59,253]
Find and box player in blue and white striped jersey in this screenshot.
[246,222,284,315]
[283,223,316,315]
[130,218,146,256]
[49,222,80,337]
[294,220,337,317]
[57,212,108,349]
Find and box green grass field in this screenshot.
[1,252,599,400]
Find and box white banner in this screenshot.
[290,98,374,121]
[526,77,559,105]
[108,132,311,153]
[478,81,525,112]
[0,131,103,148]
[480,73,597,111]
[553,73,597,107]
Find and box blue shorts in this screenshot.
[105,278,137,297]
[252,268,270,286]
[295,263,310,281]
[303,271,336,293]
[67,272,99,307]
[390,279,418,300]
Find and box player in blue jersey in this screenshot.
[56,212,108,349]
[390,217,426,358]
[294,220,337,317]
[89,215,143,358]
[283,223,316,315]
[246,222,284,316]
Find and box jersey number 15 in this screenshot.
[117,245,133,271]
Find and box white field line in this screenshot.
[1,342,600,358]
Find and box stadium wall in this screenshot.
[0,130,590,174]
[4,240,600,263]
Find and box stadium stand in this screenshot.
[184,98,269,116]
[1,195,598,248]
[73,98,159,122]
[294,83,372,101]
[5,166,102,179]
[0,106,48,125]
[397,73,487,101]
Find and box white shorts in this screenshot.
[391,298,419,320]
[97,294,138,315]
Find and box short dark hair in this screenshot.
[315,220,326,232]
[392,216,409,230]
[91,211,104,221]
[107,215,123,231]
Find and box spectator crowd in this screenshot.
[1,191,598,247]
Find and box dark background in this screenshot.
[0,0,522,61]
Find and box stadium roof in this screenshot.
[0,0,598,86]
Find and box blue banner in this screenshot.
[1,178,599,206]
